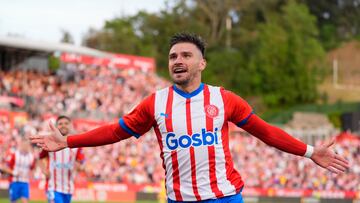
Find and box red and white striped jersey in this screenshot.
[120,83,253,201]
[39,148,85,194]
[7,150,35,183]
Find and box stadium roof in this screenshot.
[0,35,111,57]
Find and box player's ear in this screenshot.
[199,58,206,71]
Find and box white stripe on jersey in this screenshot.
[12,151,34,183]
[47,148,78,194]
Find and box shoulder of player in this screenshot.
[156,85,172,94]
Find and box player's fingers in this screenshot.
[37,143,49,151]
[29,135,37,139]
[49,121,57,132]
[29,135,43,140]
[335,154,349,166]
[36,143,46,149]
[326,166,339,174]
[329,162,347,173]
[324,137,335,148]
[31,138,45,145]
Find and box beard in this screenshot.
[59,128,69,136]
[172,76,190,86]
[171,70,199,86]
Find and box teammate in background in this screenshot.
[38,115,85,203]
[0,138,35,203]
[30,33,349,203]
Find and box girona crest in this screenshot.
[204,104,219,118]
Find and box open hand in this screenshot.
[310,138,349,174]
[30,121,68,152]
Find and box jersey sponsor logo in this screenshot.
[205,104,219,118]
[166,128,219,150]
[51,162,73,169]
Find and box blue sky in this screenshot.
[0,0,166,45]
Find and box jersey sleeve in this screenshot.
[75,148,85,163]
[6,153,15,168]
[221,88,254,127]
[119,93,155,138]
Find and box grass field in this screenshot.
[0,199,158,203]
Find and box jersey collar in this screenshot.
[173,83,204,99]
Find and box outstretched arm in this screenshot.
[30,122,132,151]
[30,94,155,152]
[242,114,349,174]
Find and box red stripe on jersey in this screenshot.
[204,85,224,198]
[53,152,57,191]
[8,153,15,182]
[154,126,166,172]
[68,150,72,194]
[46,157,49,191]
[186,98,201,201]
[165,87,182,201]
[165,87,174,132]
[220,89,244,193]
[171,151,182,201]
[62,150,65,193]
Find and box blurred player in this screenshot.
[38,115,84,203]
[31,33,349,203]
[0,138,35,203]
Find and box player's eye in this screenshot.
[183,53,192,58]
[169,54,177,60]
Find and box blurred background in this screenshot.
[0,0,359,202]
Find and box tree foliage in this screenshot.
[82,0,353,109]
[301,0,360,49]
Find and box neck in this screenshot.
[175,81,202,93]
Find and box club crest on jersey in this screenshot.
[205,104,219,118]
[166,128,219,150]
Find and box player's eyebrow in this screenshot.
[169,51,193,58]
[169,52,177,58]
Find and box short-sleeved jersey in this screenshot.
[120,83,253,201]
[39,148,85,194]
[7,151,35,183]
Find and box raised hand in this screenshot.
[29,121,68,152]
[310,138,350,174]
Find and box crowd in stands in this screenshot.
[0,66,359,192]
[0,65,168,120]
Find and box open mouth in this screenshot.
[173,67,187,74]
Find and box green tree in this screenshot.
[60,29,74,44]
[301,0,360,49]
[81,0,327,109]
[48,55,60,73]
[248,0,325,107]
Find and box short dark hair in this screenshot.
[169,32,206,58]
[56,115,71,124]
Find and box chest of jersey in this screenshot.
[154,86,225,151]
